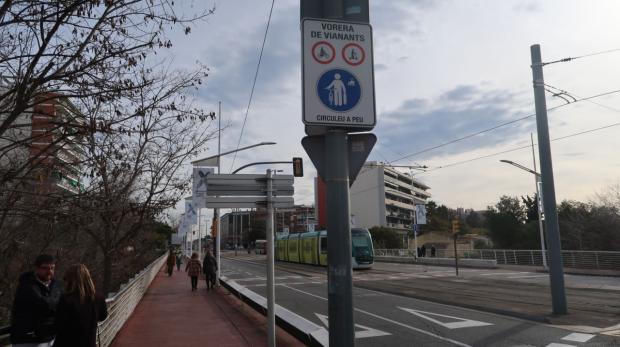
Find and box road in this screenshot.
[220,254,620,347]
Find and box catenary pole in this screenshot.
[530,44,567,314]
[531,133,548,270]
[266,169,276,347]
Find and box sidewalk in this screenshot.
[111,265,304,347]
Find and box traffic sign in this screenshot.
[302,133,376,186]
[302,19,375,130]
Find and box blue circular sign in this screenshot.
[316,69,361,112]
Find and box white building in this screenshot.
[350,162,431,234]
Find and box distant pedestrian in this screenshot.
[166,249,176,276]
[185,253,202,291]
[53,264,108,347]
[202,250,218,290]
[430,245,436,257]
[421,244,427,257]
[10,254,63,347]
[176,252,183,271]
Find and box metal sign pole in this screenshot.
[530,44,567,314]
[325,129,355,346]
[266,169,276,347]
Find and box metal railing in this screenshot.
[97,253,167,347]
[374,249,620,270]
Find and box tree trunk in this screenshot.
[102,252,113,295]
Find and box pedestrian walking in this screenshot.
[185,253,202,291]
[202,250,218,290]
[176,252,183,271]
[53,264,108,347]
[10,254,63,347]
[421,244,427,257]
[430,244,436,257]
[166,248,176,276]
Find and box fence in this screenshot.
[374,249,620,270]
[97,253,167,347]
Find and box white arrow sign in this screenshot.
[315,313,391,339]
[398,307,493,329]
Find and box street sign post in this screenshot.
[201,172,294,347]
[302,18,375,131]
[300,2,374,346]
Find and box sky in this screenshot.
[166,0,620,221]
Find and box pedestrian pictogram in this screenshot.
[312,41,336,64]
[317,69,361,112]
[342,43,365,66]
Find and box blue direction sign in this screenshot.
[317,69,361,112]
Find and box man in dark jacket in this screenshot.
[10,254,63,347]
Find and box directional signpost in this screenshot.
[204,172,294,347]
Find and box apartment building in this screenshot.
[0,87,85,195]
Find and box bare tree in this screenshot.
[0,0,214,186]
[66,65,215,293]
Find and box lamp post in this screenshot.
[191,140,277,283]
[500,159,547,269]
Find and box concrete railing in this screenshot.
[375,249,620,270]
[97,253,167,347]
[220,277,326,346]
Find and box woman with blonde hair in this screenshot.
[54,264,108,347]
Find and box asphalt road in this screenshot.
[220,254,620,347]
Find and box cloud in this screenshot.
[372,84,534,164]
[513,1,542,13]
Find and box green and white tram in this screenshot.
[275,228,374,269]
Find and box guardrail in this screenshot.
[374,249,620,270]
[97,253,167,347]
[219,276,326,346]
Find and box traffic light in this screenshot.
[451,220,460,234]
[293,157,304,177]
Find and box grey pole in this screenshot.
[531,133,548,270]
[197,208,202,259]
[266,169,276,347]
[530,44,567,314]
[325,129,355,346]
[216,101,222,285]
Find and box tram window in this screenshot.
[352,236,369,247]
[320,237,327,254]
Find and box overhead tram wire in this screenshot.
[545,83,620,113]
[541,47,620,67]
[229,0,276,172]
[388,88,620,165]
[420,120,620,174]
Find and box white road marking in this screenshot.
[281,285,472,347]
[561,332,595,342]
[506,275,548,279]
[314,313,392,339]
[479,272,530,276]
[545,343,576,347]
[398,307,493,329]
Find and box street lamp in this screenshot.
[191,140,277,283]
[500,159,547,269]
[191,142,277,166]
